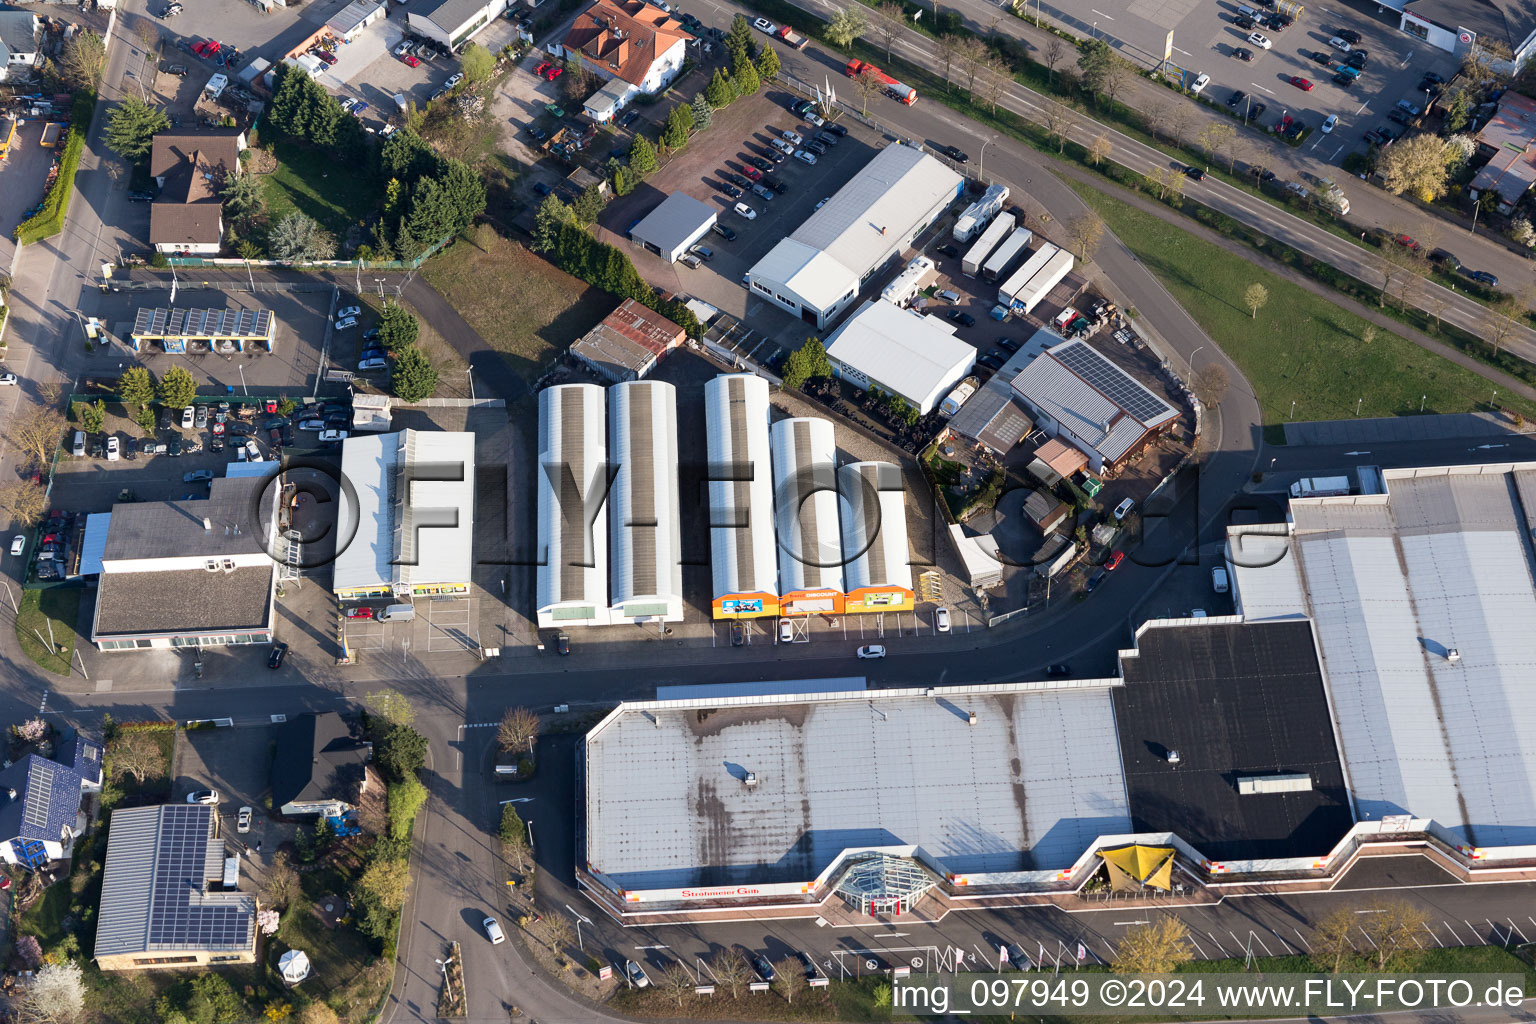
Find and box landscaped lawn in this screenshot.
[260,140,381,243]
[1066,181,1536,430]
[421,223,613,384]
[15,587,80,676]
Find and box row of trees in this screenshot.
[372,129,487,262]
[376,304,440,403]
[267,63,370,153]
[531,195,701,336]
[350,690,430,954]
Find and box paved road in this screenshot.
[762,0,1536,374]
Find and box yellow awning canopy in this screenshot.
[1099,845,1176,892]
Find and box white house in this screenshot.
[557,0,692,122]
[407,0,507,49]
[0,10,39,82]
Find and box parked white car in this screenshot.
[781,128,803,145]
[335,316,358,330]
[733,202,757,220]
[935,607,951,632]
[10,535,24,557]
[187,789,220,805]
[337,305,361,318]
[446,72,464,88]
[751,16,776,33]
[770,137,795,154]
[105,436,119,461]
[181,406,194,428]
[856,645,886,659]
[1113,497,1135,521]
[0,373,16,386]
[804,111,824,127]
[237,806,253,833]
[319,429,349,442]
[794,149,817,165]
[1320,114,1338,133]
[1190,72,1210,94]
[778,618,793,642]
[1247,31,1271,49]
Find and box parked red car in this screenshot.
[401,54,421,67]
[1288,75,1313,91]
[1395,234,1419,250]
[741,166,763,181]
[543,65,562,80]
[1105,550,1125,571]
[534,61,550,76]
[315,49,338,66]
[345,607,374,619]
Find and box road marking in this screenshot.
[1442,920,1465,944]
[1206,931,1228,956]
[972,944,997,969]
[1251,83,1275,94]
[1401,50,1414,66]
[1488,919,1505,945]
[1331,143,1345,160]
[1354,102,1370,114]
[1422,923,1442,947]
[1291,928,1310,952]
[1354,909,1385,914]
[1090,8,1115,18]
[1113,920,1149,926]
[871,933,910,939]
[1464,920,1481,943]
[1269,928,1295,954]
[1187,934,1208,958]
[634,944,669,950]
[1173,46,1192,56]
[1251,931,1273,956]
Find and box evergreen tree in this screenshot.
[104,97,169,162]
[532,195,574,253]
[704,67,735,108]
[733,58,761,96]
[781,337,833,390]
[572,182,605,225]
[661,105,691,150]
[726,14,756,63]
[391,347,439,402]
[690,93,713,129]
[628,134,658,176]
[756,45,781,81]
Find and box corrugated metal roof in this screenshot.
[1231,467,1536,847]
[705,375,778,601]
[584,684,1131,887]
[537,385,609,613]
[78,512,111,576]
[608,381,682,608]
[825,300,975,413]
[770,418,843,595]
[1010,339,1176,465]
[838,462,912,594]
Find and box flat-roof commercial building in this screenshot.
[627,191,716,263]
[537,384,611,628]
[91,478,281,652]
[95,805,256,971]
[824,300,975,415]
[406,0,506,47]
[334,430,476,602]
[1399,0,1536,68]
[579,681,1131,917]
[771,417,844,614]
[1009,338,1179,473]
[705,374,779,620]
[608,380,683,623]
[1229,462,1536,850]
[837,462,913,613]
[570,298,687,383]
[746,144,964,330]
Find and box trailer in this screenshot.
[982,226,1033,283]
[775,24,808,49]
[1289,475,1350,498]
[940,376,980,416]
[1008,248,1074,316]
[952,184,1009,242]
[880,255,936,306]
[997,242,1059,307]
[844,59,917,105]
[39,122,63,147]
[961,212,1015,276]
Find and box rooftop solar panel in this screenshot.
[1052,341,1171,425]
[23,762,54,830]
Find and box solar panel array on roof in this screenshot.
[1051,341,1174,426]
[130,307,273,339]
[22,762,54,831]
[146,806,249,950]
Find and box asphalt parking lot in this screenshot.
[173,725,290,884]
[1079,0,1457,165]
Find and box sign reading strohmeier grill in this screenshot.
[622,879,814,902]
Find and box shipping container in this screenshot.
[982,226,1034,282]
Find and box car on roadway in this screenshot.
[1247,31,1272,48]
[1105,550,1125,571]
[237,806,253,832]
[625,961,650,988]
[483,917,506,944]
[267,642,288,669]
[9,536,23,557]
[184,469,214,482]
[1321,114,1337,133]
[734,202,757,219]
[778,618,794,642]
[187,790,220,804]
[1233,47,1253,61]
[0,373,14,386]
[1227,90,1246,108]
[948,310,976,327]
[935,607,951,632]
[1190,73,1210,94]
[941,144,969,162]
[1288,75,1313,90]
[1184,165,1205,181]
[857,645,886,659]
[752,16,776,33]
[1113,497,1136,520]
[105,436,120,461]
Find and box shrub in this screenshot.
[15,92,95,245]
[387,777,428,841]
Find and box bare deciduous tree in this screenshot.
[661,962,694,1006]
[110,730,166,785]
[1042,104,1071,153]
[1358,898,1430,971]
[0,482,47,528]
[1102,57,1132,110]
[872,2,904,62]
[711,950,750,997]
[1192,364,1230,408]
[1067,212,1105,262]
[981,55,1010,113]
[1112,917,1194,974]
[1088,132,1111,166]
[935,34,959,88]
[1310,907,1359,974]
[958,36,988,96]
[852,67,885,116]
[1168,106,1194,148]
[1484,296,1522,355]
[263,854,302,909]
[1043,38,1065,83]
[1145,101,1171,142]
[772,958,805,1003]
[544,913,574,955]
[6,408,65,471]
[498,707,539,754]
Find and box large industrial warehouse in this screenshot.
[607,380,684,624]
[837,461,914,614]
[536,384,610,629]
[577,462,1536,924]
[746,144,965,329]
[824,300,976,415]
[705,374,780,620]
[770,417,845,615]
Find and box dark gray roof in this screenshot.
[271,713,370,810]
[95,805,255,959]
[630,192,717,256]
[0,10,37,56]
[55,731,104,787]
[0,755,85,847]
[1404,0,1536,48]
[93,565,275,637]
[411,0,488,32]
[103,477,272,562]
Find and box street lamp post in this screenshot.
[978,138,995,183]
[238,364,248,396]
[467,366,475,400]
[374,277,385,298]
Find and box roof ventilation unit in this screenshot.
[743,771,757,789]
[967,710,977,726]
[1445,648,1461,663]
[1166,749,1182,767]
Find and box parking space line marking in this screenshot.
[1090,8,1114,18]
[1292,928,1310,952]
[1251,931,1273,956]
[1250,83,1275,95]
[1442,920,1464,944]
[1488,919,1505,945]
[972,944,996,970]
[1357,926,1377,949]
[1206,931,1229,957]
[1268,928,1294,954]
[1187,934,1208,959]
[1173,46,1191,56]
[1464,920,1480,943]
